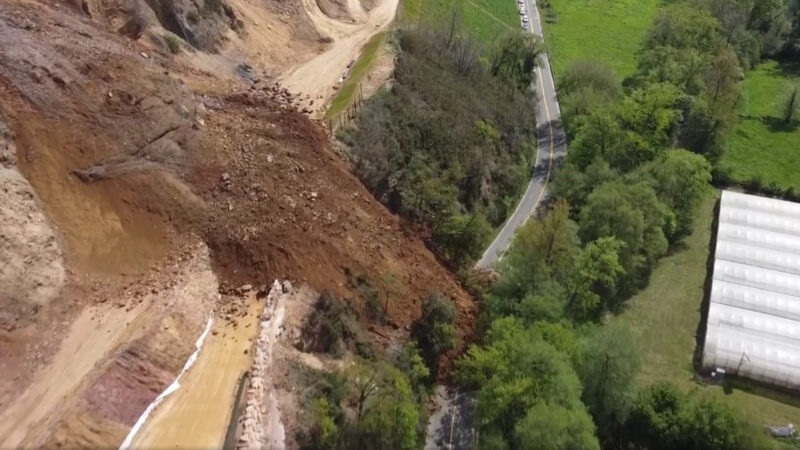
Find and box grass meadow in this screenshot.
[539,0,658,79]
[720,59,800,192]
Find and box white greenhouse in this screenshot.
[702,190,800,390]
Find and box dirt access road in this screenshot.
[281,0,399,116]
[475,0,567,269]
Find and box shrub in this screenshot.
[163,33,182,54]
[412,292,458,367]
[300,292,369,358]
[624,382,771,450]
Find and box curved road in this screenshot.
[426,2,568,448]
[475,0,567,269]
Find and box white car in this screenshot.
[522,15,529,23]
[520,6,526,14]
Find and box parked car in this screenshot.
[522,15,529,23]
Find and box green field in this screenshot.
[539,0,658,79]
[611,190,800,433]
[720,59,800,192]
[402,0,518,44]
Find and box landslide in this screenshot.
[0,0,472,447]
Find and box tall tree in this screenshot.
[610,83,683,170]
[647,149,711,235]
[490,31,543,91]
[578,323,640,445]
[514,402,600,450]
[496,199,579,301]
[456,318,589,446]
[565,237,625,320]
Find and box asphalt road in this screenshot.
[424,386,477,450]
[475,0,567,269]
[423,3,568,449]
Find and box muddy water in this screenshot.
[130,298,261,448]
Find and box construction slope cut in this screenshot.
[702,190,800,389]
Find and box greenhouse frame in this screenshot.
[702,190,800,390]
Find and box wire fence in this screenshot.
[326,83,366,133]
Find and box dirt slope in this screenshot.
[0,0,472,447]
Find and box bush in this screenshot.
[345,269,385,323]
[623,382,771,450]
[163,33,182,54]
[299,292,371,358]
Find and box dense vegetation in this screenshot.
[340,25,542,270]
[296,287,457,449]
[330,0,800,448]
[297,353,427,449]
[454,1,800,449]
[545,0,800,193]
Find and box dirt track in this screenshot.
[281,0,399,115]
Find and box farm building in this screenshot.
[702,190,800,390]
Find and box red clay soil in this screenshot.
[0,0,474,446]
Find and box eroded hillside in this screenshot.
[0,0,473,446]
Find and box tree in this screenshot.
[578,323,639,445]
[783,84,799,124]
[433,212,492,268]
[559,59,621,125]
[635,45,708,95]
[354,362,420,450]
[645,4,721,54]
[579,181,673,292]
[395,341,431,402]
[565,237,625,319]
[568,110,624,169]
[513,402,600,450]
[302,361,422,450]
[624,382,771,450]
[490,31,544,91]
[559,59,621,99]
[704,46,742,128]
[412,292,458,366]
[549,157,617,212]
[456,318,588,445]
[647,149,711,235]
[494,199,578,303]
[579,182,646,271]
[610,83,683,170]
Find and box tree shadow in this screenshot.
[763,116,800,133]
[766,59,800,79]
[692,197,719,374]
